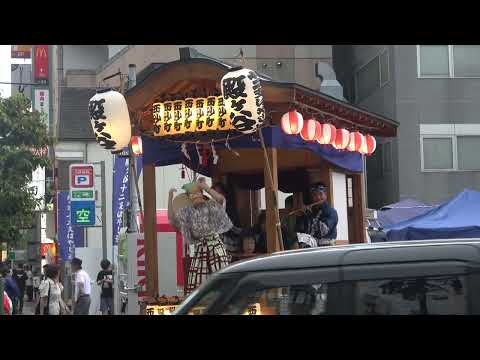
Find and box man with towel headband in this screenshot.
[295,182,338,247]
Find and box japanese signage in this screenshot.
[112,155,129,246]
[11,45,32,59]
[152,96,234,137]
[34,45,49,84]
[30,166,45,209]
[69,164,96,226]
[33,88,49,131]
[57,191,84,262]
[145,305,178,315]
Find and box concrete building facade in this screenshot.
[333,45,480,208]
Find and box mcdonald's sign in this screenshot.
[34,45,49,84]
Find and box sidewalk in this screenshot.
[18,300,35,315]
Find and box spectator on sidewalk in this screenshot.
[72,258,91,315]
[96,259,114,315]
[1,264,19,314]
[13,263,28,314]
[39,264,68,315]
[25,265,33,302]
[32,268,42,302]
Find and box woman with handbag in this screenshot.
[38,265,68,315]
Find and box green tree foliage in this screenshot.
[0,93,51,245]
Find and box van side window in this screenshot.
[221,283,330,315]
[352,275,467,315]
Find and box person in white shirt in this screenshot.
[25,265,33,302]
[72,258,92,315]
[39,265,67,315]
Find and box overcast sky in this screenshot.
[0,45,32,98]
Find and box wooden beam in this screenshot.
[264,147,281,254]
[142,163,159,299]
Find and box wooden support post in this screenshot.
[142,163,159,299]
[264,147,282,254]
[353,173,367,244]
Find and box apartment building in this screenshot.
[333,45,480,209]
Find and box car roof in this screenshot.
[220,239,480,274]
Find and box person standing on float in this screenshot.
[168,179,233,295]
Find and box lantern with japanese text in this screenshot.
[281,110,304,135]
[300,119,322,142]
[347,131,365,152]
[360,134,377,155]
[194,98,208,132]
[172,100,186,135]
[89,89,132,153]
[221,67,266,134]
[333,128,350,150]
[131,136,143,155]
[317,123,337,145]
[152,102,165,136]
[183,98,196,133]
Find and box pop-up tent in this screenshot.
[385,189,480,241]
[378,198,435,228]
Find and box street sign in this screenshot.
[8,251,15,261]
[70,164,96,227]
[71,201,96,226]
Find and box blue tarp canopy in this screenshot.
[377,198,435,228]
[142,126,363,176]
[385,189,480,241]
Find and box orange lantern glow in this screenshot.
[300,119,322,142]
[347,131,365,152]
[333,128,350,150]
[281,110,304,135]
[317,123,337,144]
[131,136,143,155]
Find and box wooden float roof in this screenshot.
[125,48,398,137]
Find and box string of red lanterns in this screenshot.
[280,110,376,155]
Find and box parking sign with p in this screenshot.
[69,164,96,226]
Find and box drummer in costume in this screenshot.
[168,179,233,295]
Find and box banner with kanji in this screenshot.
[112,155,130,246]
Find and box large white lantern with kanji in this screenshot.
[221,67,266,134]
[89,89,132,153]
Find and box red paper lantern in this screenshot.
[333,128,350,150]
[300,119,322,142]
[281,110,304,135]
[347,131,365,152]
[360,134,377,155]
[317,123,337,144]
[131,136,143,155]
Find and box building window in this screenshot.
[422,137,454,171]
[457,136,480,170]
[421,128,480,172]
[354,50,390,103]
[418,45,480,78]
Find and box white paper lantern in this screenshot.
[89,89,132,153]
[221,67,266,134]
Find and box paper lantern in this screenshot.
[221,67,266,134]
[317,123,336,144]
[89,89,132,153]
[131,136,143,155]
[183,98,196,133]
[217,96,234,131]
[333,128,350,150]
[347,131,365,152]
[163,101,175,135]
[300,119,322,142]
[152,102,165,136]
[360,134,377,155]
[172,100,186,135]
[281,110,304,135]
[194,98,208,132]
[205,96,219,131]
